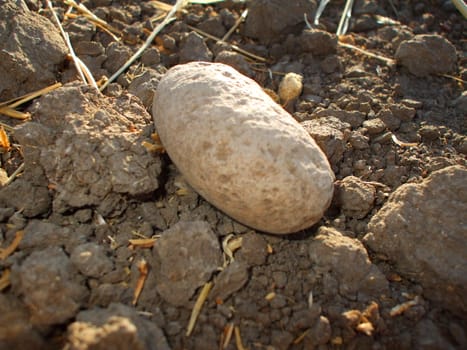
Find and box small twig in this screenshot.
[250,66,287,76]
[439,73,466,85]
[5,163,25,186]
[64,13,121,41]
[187,25,267,62]
[293,329,311,345]
[388,0,399,17]
[64,0,109,28]
[222,9,248,42]
[338,41,396,66]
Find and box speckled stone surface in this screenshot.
[153,62,334,234]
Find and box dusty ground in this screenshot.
[0,0,466,349]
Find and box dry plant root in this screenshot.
[0,230,25,260]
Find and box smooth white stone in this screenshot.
[153,62,334,234]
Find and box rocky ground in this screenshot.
[0,0,466,349]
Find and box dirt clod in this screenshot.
[364,165,467,315]
[14,83,162,215]
[0,0,67,100]
[395,34,458,77]
[309,227,388,301]
[70,242,114,278]
[0,0,465,348]
[12,246,89,326]
[152,221,222,306]
[67,303,170,350]
[335,176,376,219]
[243,0,316,44]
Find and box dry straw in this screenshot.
[47,1,99,91]
[99,0,188,91]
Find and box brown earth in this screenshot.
[0,0,466,349]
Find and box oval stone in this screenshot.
[153,62,334,234]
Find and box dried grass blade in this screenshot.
[222,8,248,41]
[452,0,467,18]
[186,281,213,336]
[293,329,311,345]
[64,13,121,40]
[391,134,418,148]
[336,0,355,36]
[151,0,174,12]
[234,326,247,350]
[338,41,396,66]
[0,82,62,109]
[46,1,85,82]
[5,163,25,186]
[189,0,227,3]
[187,25,267,62]
[440,74,467,85]
[314,0,331,25]
[0,107,31,120]
[221,322,234,349]
[64,0,108,27]
[76,56,100,91]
